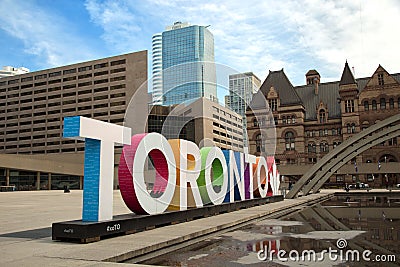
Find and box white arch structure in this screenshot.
[286,115,400,199]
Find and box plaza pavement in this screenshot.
[0,189,337,266]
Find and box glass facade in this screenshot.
[162,24,217,105]
[0,168,80,191]
[227,73,261,146]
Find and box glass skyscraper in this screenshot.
[161,22,217,106]
[226,72,261,146]
[151,33,163,105]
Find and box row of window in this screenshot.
[212,122,243,136]
[212,106,243,123]
[306,128,342,137]
[0,61,126,87]
[212,137,243,149]
[363,98,400,111]
[1,77,125,91]
[307,141,341,153]
[281,115,296,124]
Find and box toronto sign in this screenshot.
[63,116,280,222]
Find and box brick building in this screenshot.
[247,62,400,187]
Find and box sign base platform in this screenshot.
[52,195,283,243]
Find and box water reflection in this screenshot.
[136,195,400,266]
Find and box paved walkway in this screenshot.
[0,190,335,266]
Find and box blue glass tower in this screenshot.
[161,22,217,105]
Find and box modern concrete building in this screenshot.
[0,50,148,190]
[226,72,261,146]
[247,62,400,187]
[0,66,29,78]
[148,97,244,152]
[161,21,217,105]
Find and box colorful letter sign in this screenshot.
[63,116,280,222]
[63,116,131,221]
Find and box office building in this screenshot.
[226,72,261,145]
[148,97,244,152]
[0,66,29,78]
[151,33,163,104]
[0,50,147,190]
[161,21,217,105]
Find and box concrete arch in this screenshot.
[286,114,400,199]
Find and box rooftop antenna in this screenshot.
[352,66,355,76]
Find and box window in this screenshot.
[351,123,356,133]
[285,131,295,151]
[372,100,377,110]
[308,158,317,163]
[35,74,47,80]
[94,62,108,69]
[336,175,344,182]
[110,59,126,66]
[268,99,278,111]
[308,143,316,153]
[63,68,76,75]
[380,98,386,109]
[94,71,108,76]
[291,116,296,124]
[319,109,326,123]
[256,134,263,152]
[347,124,351,133]
[378,73,384,86]
[388,137,397,146]
[345,100,354,113]
[320,142,329,153]
[332,128,337,135]
[21,76,33,82]
[364,101,369,111]
[253,119,258,127]
[49,71,61,77]
[78,66,92,72]
[282,116,286,124]
[389,98,394,109]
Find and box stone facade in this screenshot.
[247,62,400,187]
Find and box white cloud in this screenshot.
[0,0,97,69]
[86,0,399,84]
[4,0,397,85]
[85,0,146,53]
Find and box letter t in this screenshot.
[63,116,131,222]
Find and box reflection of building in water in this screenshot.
[147,105,195,141]
[147,97,244,152]
[322,195,400,254]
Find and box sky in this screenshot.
[1,0,400,89]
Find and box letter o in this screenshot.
[118,133,176,214]
[255,157,268,198]
[198,147,228,205]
